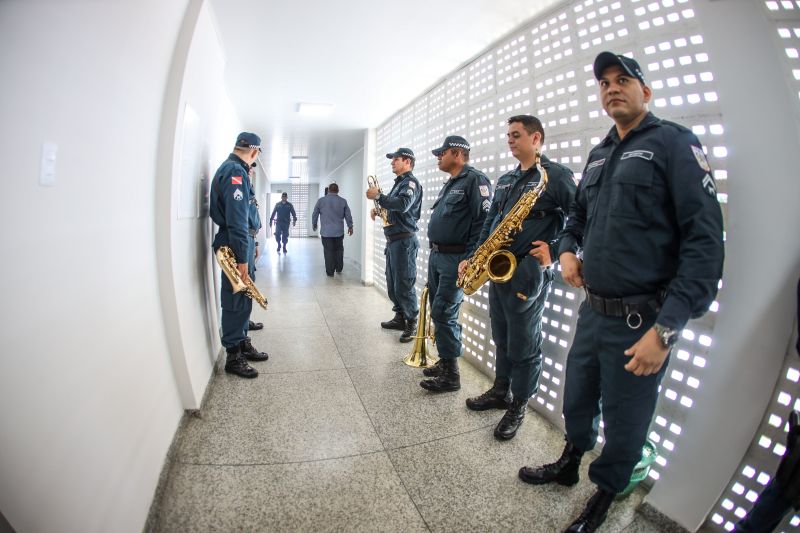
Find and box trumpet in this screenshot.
[367,175,392,227]
[215,246,268,310]
[403,285,437,368]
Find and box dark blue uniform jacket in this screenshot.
[480,155,576,260]
[270,202,297,225]
[378,171,422,236]
[210,154,253,263]
[558,112,724,330]
[427,165,492,256]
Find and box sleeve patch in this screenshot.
[482,199,491,212]
[231,176,243,185]
[702,173,717,197]
[405,188,414,197]
[691,145,711,172]
[408,181,416,189]
[479,185,490,197]
[233,188,243,201]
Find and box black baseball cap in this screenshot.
[235,132,262,150]
[386,147,415,160]
[432,135,470,157]
[593,52,646,84]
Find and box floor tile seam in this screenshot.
[383,421,498,452]
[175,448,390,469]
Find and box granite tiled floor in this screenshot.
[149,238,673,532]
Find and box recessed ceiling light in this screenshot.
[297,102,333,116]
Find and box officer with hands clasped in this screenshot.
[460,115,576,441]
[419,136,492,393]
[518,52,724,533]
[270,192,297,253]
[209,132,271,379]
[366,148,423,343]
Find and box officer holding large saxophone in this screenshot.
[458,115,576,440]
[209,132,270,379]
[419,136,492,393]
[366,148,423,343]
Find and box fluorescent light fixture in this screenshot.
[297,102,333,116]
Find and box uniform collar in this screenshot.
[227,153,249,168]
[512,154,551,176]
[603,112,660,145]
[453,164,473,180]
[394,171,413,182]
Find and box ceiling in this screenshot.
[209,0,561,183]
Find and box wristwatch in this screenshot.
[653,323,680,348]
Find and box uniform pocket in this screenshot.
[507,255,544,313]
[443,193,466,217]
[610,159,655,224]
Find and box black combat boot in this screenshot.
[494,396,528,440]
[224,347,258,378]
[276,244,281,253]
[422,359,443,377]
[381,313,405,330]
[240,337,269,362]
[564,487,616,532]
[399,317,416,343]
[420,358,460,392]
[283,245,287,253]
[518,439,583,485]
[466,378,512,411]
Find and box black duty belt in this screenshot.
[386,232,413,242]
[430,242,466,254]
[584,287,664,329]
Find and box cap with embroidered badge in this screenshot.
[593,51,646,84]
[235,132,262,150]
[386,147,415,160]
[431,135,470,156]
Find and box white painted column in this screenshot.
[361,128,377,285]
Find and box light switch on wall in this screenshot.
[40,142,57,187]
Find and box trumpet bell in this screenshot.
[403,345,438,368]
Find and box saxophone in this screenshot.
[367,175,392,227]
[457,151,549,296]
[215,246,268,310]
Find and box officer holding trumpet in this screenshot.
[366,148,423,343]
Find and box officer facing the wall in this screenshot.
[366,148,423,343]
[209,132,270,379]
[270,192,297,253]
[460,115,576,441]
[518,52,724,532]
[420,136,491,393]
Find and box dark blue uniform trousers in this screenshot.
[385,236,419,321]
[490,265,553,400]
[427,250,466,359]
[563,303,668,493]
[220,241,255,349]
[275,222,290,246]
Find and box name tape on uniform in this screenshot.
[586,158,606,170]
[620,150,654,161]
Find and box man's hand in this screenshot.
[269,220,273,228]
[370,208,377,221]
[312,225,317,232]
[254,246,260,260]
[559,252,584,287]
[529,240,552,267]
[292,221,296,227]
[458,260,469,277]
[348,227,354,236]
[624,328,670,376]
[366,187,381,200]
[236,262,250,283]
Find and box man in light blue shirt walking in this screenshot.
[312,183,354,277]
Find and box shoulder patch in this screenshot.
[691,145,711,172]
[233,188,243,201]
[479,185,490,197]
[702,173,717,197]
[231,176,243,185]
[405,188,414,197]
[408,180,417,189]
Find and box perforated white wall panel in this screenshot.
[374,0,729,499]
[703,3,800,531]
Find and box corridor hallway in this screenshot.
[148,238,667,532]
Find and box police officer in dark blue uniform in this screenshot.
[246,163,264,332]
[460,115,576,441]
[209,132,270,379]
[366,148,423,343]
[420,136,492,393]
[518,53,724,532]
[270,193,297,253]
